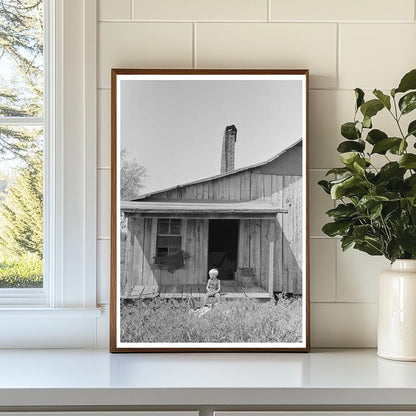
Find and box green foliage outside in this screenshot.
[0,155,43,258]
[0,0,44,288]
[120,297,302,343]
[319,68,416,262]
[0,252,42,288]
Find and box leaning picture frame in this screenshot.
[110,69,310,352]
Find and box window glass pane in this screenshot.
[0,0,44,290]
[170,219,181,235]
[167,236,181,254]
[157,236,170,248]
[0,126,43,289]
[0,0,44,117]
[158,220,169,235]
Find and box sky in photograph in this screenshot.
[120,78,303,196]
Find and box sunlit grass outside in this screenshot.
[0,252,43,288]
[121,296,302,343]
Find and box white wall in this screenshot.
[96,0,416,348]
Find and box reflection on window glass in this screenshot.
[0,0,44,289]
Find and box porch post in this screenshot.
[268,241,274,298]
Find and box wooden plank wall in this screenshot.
[234,173,302,295]
[282,176,303,294]
[123,217,209,291]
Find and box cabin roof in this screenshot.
[133,139,302,201]
[121,200,287,219]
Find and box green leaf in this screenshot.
[353,158,366,174]
[369,203,383,219]
[352,224,373,239]
[373,89,391,110]
[341,235,355,251]
[407,120,416,137]
[355,88,365,110]
[337,140,365,153]
[399,92,416,115]
[357,195,389,211]
[396,69,416,94]
[339,151,360,166]
[386,240,402,262]
[389,139,408,155]
[360,99,384,119]
[377,162,406,181]
[341,122,360,140]
[398,227,416,255]
[366,129,387,145]
[330,175,360,200]
[371,137,402,154]
[326,203,356,220]
[322,221,351,237]
[354,241,383,256]
[318,180,331,194]
[363,116,372,129]
[325,167,351,176]
[399,154,416,169]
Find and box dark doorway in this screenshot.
[208,219,239,280]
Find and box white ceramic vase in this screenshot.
[378,259,416,361]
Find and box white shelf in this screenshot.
[0,349,416,408]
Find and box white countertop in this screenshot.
[0,349,416,407]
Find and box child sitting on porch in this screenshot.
[203,268,221,307]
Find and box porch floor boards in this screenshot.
[125,281,270,300]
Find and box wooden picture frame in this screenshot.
[110,69,310,352]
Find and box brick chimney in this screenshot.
[220,125,237,174]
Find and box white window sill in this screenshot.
[0,307,104,348]
[0,307,102,317]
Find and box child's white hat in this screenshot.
[208,268,219,276]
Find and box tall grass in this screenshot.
[0,252,43,288]
[121,296,302,343]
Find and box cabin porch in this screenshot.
[123,280,271,300]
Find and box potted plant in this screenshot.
[319,68,416,361]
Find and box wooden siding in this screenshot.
[144,169,297,205]
[122,217,209,289]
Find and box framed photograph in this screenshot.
[110,69,310,352]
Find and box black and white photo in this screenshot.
[110,69,309,352]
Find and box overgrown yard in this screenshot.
[0,253,43,288]
[120,296,302,343]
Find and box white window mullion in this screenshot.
[0,117,44,126]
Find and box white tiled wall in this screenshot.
[96,0,416,347]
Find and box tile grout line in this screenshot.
[333,230,338,303]
[267,0,271,22]
[193,22,197,68]
[311,301,378,305]
[130,0,133,20]
[336,22,340,90]
[97,19,415,24]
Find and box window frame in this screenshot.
[156,218,182,258]
[0,0,100,348]
[0,0,48,305]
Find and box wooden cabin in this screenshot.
[121,125,303,300]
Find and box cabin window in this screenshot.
[156,219,182,257]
